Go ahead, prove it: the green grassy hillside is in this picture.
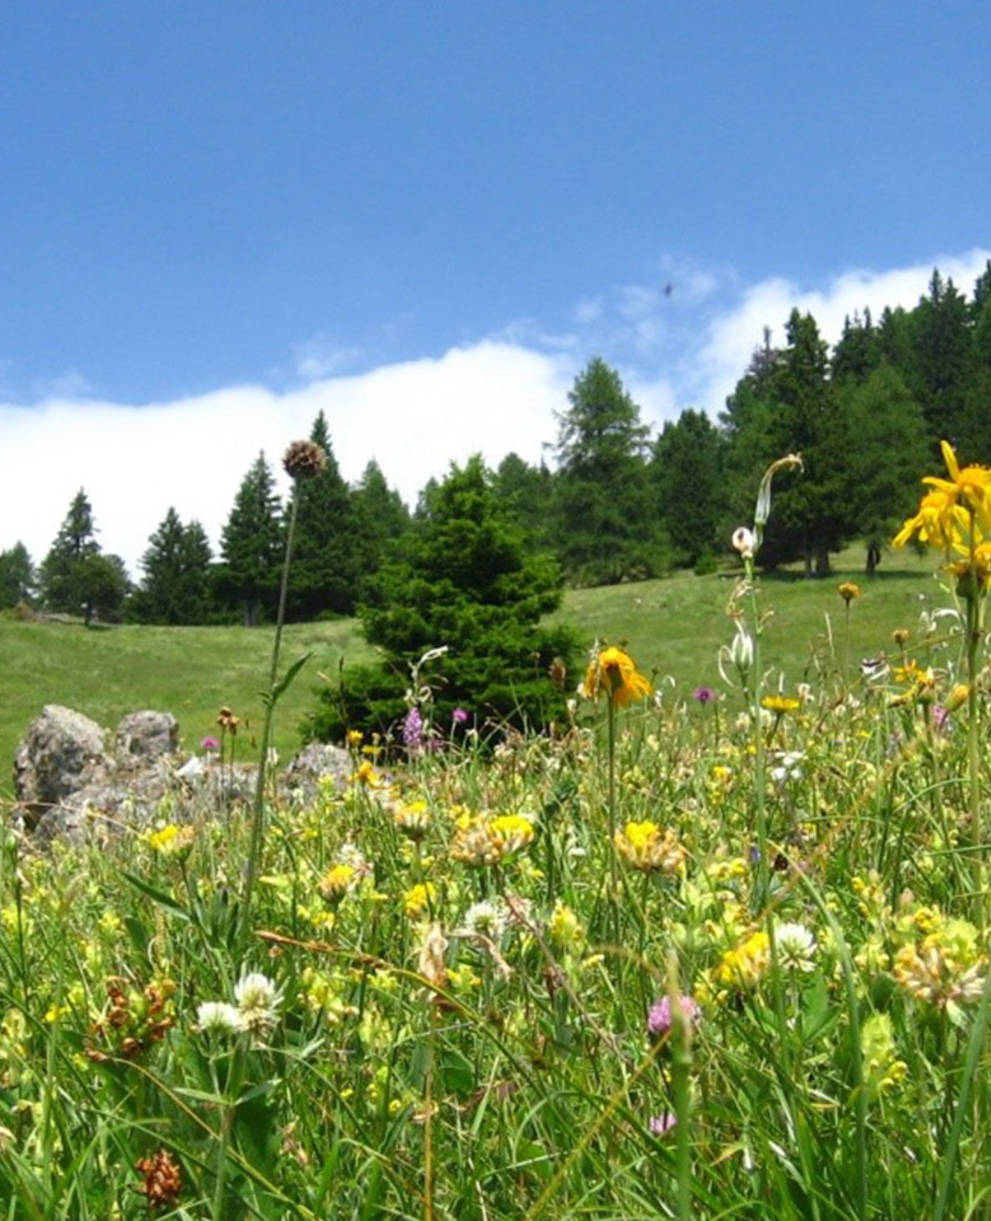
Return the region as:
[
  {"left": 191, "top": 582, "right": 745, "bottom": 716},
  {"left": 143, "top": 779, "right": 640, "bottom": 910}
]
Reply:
[{"left": 1, "top": 547, "right": 943, "bottom": 793}]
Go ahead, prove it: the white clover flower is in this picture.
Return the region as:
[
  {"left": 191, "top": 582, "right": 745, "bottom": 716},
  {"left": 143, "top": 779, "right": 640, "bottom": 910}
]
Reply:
[
  {"left": 196, "top": 1001, "right": 244, "bottom": 1036},
  {"left": 461, "top": 899, "right": 509, "bottom": 939},
  {"left": 773, "top": 922, "right": 817, "bottom": 973},
  {"left": 234, "top": 972, "right": 282, "bottom": 1040},
  {"left": 732, "top": 526, "right": 755, "bottom": 558}
]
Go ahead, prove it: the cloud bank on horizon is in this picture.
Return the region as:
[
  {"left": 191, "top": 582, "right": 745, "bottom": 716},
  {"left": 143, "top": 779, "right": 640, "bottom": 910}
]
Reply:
[{"left": 5, "top": 247, "right": 989, "bottom": 578}]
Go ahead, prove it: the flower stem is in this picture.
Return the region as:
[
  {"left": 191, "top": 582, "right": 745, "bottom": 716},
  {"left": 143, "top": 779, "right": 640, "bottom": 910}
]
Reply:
[{"left": 240, "top": 486, "right": 300, "bottom": 947}]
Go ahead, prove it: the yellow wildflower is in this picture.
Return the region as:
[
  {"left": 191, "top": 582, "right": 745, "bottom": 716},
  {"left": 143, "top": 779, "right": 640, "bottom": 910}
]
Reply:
[
  {"left": 893, "top": 440, "right": 991, "bottom": 549},
  {"left": 319, "top": 863, "right": 357, "bottom": 903},
  {"left": 581, "top": 645, "right": 653, "bottom": 707},
  {"left": 346, "top": 729, "right": 364, "bottom": 747},
  {"left": 146, "top": 823, "right": 195, "bottom": 858},
  {"left": 837, "top": 581, "right": 861, "bottom": 603},
  {"left": 350, "top": 760, "right": 382, "bottom": 787},
  {"left": 403, "top": 883, "right": 436, "bottom": 917},
  {"left": 488, "top": 814, "right": 536, "bottom": 855},
  {"left": 393, "top": 800, "right": 431, "bottom": 840},
  {"left": 714, "top": 930, "right": 771, "bottom": 988},
  {"left": 614, "top": 820, "right": 686, "bottom": 875},
  {"left": 761, "top": 694, "right": 800, "bottom": 714}
]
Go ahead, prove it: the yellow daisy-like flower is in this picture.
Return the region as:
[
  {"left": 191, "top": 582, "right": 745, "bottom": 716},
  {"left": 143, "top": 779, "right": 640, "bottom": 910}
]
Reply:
[
  {"left": 893, "top": 441, "right": 991, "bottom": 550},
  {"left": 760, "top": 694, "right": 800, "bottom": 714},
  {"left": 837, "top": 581, "right": 861, "bottom": 603},
  {"left": 581, "top": 645, "right": 652, "bottom": 707},
  {"left": 613, "top": 820, "right": 686, "bottom": 874}
]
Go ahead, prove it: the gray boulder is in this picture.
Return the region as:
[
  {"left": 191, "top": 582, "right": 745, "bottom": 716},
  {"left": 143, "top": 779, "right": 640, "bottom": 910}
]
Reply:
[
  {"left": 116, "top": 710, "right": 179, "bottom": 761},
  {"left": 13, "top": 705, "right": 110, "bottom": 815},
  {"left": 282, "top": 742, "right": 352, "bottom": 799}
]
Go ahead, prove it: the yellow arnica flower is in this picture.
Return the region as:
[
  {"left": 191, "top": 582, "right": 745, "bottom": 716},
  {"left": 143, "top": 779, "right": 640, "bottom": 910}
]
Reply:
[
  {"left": 761, "top": 694, "right": 800, "bottom": 714},
  {"left": 837, "top": 581, "right": 861, "bottom": 603},
  {"left": 613, "top": 820, "right": 685, "bottom": 874},
  {"left": 893, "top": 441, "right": 991, "bottom": 549},
  {"left": 581, "top": 646, "right": 652, "bottom": 707}
]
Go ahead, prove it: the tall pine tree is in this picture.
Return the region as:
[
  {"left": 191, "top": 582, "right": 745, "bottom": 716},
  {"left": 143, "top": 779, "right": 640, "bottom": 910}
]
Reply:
[
  {"left": 552, "top": 358, "right": 658, "bottom": 584},
  {"left": 286, "top": 411, "right": 359, "bottom": 619},
  {"left": 219, "top": 453, "right": 284, "bottom": 626},
  {"left": 131, "top": 508, "right": 215, "bottom": 624}
]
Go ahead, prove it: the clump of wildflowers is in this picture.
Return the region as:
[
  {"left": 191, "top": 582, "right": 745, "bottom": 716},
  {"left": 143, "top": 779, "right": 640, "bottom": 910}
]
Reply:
[
  {"left": 860, "top": 1012, "right": 907, "bottom": 1096},
  {"left": 614, "top": 821, "right": 685, "bottom": 875}
]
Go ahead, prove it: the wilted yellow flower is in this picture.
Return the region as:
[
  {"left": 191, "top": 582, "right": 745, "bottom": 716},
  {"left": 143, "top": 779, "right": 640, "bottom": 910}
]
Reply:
[
  {"left": 581, "top": 646, "right": 653, "bottom": 707},
  {"left": 614, "top": 820, "right": 686, "bottom": 875},
  {"left": 945, "top": 683, "right": 970, "bottom": 712},
  {"left": 393, "top": 800, "right": 431, "bottom": 840},
  {"left": 417, "top": 922, "right": 449, "bottom": 995},
  {"left": 450, "top": 817, "right": 503, "bottom": 867},
  {"left": 837, "top": 581, "right": 861, "bottom": 603}
]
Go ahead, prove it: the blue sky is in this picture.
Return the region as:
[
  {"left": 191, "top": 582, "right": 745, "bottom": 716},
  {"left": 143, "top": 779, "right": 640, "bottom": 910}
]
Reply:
[{"left": 2, "top": 1, "right": 990, "bottom": 572}]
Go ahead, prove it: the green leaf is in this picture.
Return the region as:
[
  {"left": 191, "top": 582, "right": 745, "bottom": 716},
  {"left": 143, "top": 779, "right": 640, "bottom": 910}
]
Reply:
[{"left": 120, "top": 871, "right": 191, "bottom": 922}]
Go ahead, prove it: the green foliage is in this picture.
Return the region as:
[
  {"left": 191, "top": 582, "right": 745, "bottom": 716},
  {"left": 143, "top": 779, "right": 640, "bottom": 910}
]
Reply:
[
  {"left": 38, "top": 489, "right": 129, "bottom": 622},
  {"left": 652, "top": 409, "right": 727, "bottom": 567},
  {"left": 552, "top": 357, "right": 661, "bottom": 584},
  {"left": 0, "top": 541, "right": 34, "bottom": 607},
  {"left": 286, "top": 411, "right": 361, "bottom": 620},
  {"left": 309, "top": 454, "right": 579, "bottom": 741},
  {"left": 218, "top": 452, "right": 284, "bottom": 626},
  {"left": 348, "top": 457, "right": 410, "bottom": 600},
  {"left": 130, "top": 507, "right": 216, "bottom": 624}
]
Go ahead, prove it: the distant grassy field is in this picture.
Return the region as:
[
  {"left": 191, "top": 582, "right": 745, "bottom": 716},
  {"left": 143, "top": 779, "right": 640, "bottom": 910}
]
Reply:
[{"left": 1, "top": 546, "right": 945, "bottom": 793}]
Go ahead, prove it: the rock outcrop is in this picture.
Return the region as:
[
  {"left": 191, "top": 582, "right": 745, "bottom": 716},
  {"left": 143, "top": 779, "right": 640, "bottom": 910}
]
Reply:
[{"left": 11, "top": 704, "right": 352, "bottom": 845}]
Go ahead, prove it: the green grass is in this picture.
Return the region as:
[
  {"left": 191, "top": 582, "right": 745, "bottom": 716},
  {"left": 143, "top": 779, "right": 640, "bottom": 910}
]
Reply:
[
  {"left": 0, "top": 617, "right": 374, "bottom": 797},
  {"left": 1, "top": 547, "right": 941, "bottom": 792}
]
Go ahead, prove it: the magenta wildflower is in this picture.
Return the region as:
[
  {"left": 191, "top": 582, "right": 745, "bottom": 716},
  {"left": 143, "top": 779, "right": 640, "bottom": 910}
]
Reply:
[
  {"left": 692, "top": 685, "right": 716, "bottom": 704},
  {"left": 647, "top": 994, "right": 701, "bottom": 1039},
  {"left": 452, "top": 707, "right": 470, "bottom": 726},
  {"left": 649, "top": 1113, "right": 677, "bottom": 1136},
  {"left": 201, "top": 736, "right": 220, "bottom": 751},
  {"left": 403, "top": 707, "right": 424, "bottom": 753}
]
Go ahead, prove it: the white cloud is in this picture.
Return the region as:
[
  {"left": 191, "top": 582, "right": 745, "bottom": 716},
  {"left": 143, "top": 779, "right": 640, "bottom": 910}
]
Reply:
[
  {"left": 0, "top": 341, "right": 572, "bottom": 579},
  {"left": 690, "top": 248, "right": 991, "bottom": 415}
]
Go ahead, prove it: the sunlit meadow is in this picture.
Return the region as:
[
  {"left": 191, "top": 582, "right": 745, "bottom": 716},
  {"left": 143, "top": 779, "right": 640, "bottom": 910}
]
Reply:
[{"left": 2, "top": 446, "right": 991, "bottom": 1219}]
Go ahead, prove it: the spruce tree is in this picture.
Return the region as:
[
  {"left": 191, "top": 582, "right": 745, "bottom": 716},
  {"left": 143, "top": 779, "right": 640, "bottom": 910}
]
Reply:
[
  {"left": 551, "top": 358, "right": 658, "bottom": 584},
  {"left": 39, "top": 489, "right": 100, "bottom": 613},
  {"left": 132, "top": 509, "right": 215, "bottom": 624},
  {"left": 286, "top": 410, "right": 358, "bottom": 619},
  {"left": 308, "top": 455, "right": 578, "bottom": 740},
  {"left": 651, "top": 410, "right": 725, "bottom": 567},
  {"left": 350, "top": 458, "right": 410, "bottom": 597},
  {"left": 219, "top": 453, "right": 284, "bottom": 626}
]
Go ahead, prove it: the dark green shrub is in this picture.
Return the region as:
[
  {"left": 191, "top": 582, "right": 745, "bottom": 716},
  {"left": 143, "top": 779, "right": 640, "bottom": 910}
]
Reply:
[{"left": 305, "top": 456, "right": 580, "bottom": 744}]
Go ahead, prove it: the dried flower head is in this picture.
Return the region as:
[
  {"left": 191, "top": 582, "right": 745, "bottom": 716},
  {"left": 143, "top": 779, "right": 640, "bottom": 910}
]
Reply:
[
  {"left": 837, "top": 581, "right": 861, "bottom": 604},
  {"left": 136, "top": 1149, "right": 182, "bottom": 1209},
  {"left": 283, "top": 439, "right": 328, "bottom": 481}
]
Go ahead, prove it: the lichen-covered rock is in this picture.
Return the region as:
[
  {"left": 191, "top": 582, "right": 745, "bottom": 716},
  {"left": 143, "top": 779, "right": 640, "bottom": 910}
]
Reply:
[
  {"left": 13, "top": 705, "right": 110, "bottom": 815},
  {"left": 282, "top": 742, "right": 352, "bottom": 798},
  {"left": 116, "top": 710, "right": 179, "bottom": 761}
]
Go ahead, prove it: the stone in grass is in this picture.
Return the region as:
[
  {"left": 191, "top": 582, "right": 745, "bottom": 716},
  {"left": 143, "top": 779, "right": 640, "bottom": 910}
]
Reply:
[{"left": 116, "top": 710, "right": 179, "bottom": 762}]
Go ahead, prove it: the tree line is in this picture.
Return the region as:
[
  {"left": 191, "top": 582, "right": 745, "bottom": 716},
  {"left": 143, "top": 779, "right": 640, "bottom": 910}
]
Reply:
[{"left": 4, "top": 261, "right": 991, "bottom": 622}]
